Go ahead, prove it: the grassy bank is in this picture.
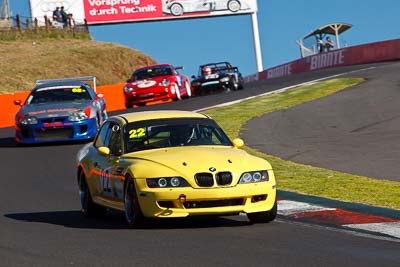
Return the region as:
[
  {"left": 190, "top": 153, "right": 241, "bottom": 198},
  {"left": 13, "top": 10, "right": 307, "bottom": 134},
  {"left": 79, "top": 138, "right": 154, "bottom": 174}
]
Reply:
[
  {"left": 0, "top": 39, "right": 156, "bottom": 94},
  {"left": 204, "top": 78, "right": 400, "bottom": 210}
]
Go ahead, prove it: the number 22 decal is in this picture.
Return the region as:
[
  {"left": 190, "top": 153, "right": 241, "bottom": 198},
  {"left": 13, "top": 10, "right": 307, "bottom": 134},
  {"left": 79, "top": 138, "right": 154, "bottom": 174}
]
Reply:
[{"left": 129, "top": 128, "right": 145, "bottom": 139}]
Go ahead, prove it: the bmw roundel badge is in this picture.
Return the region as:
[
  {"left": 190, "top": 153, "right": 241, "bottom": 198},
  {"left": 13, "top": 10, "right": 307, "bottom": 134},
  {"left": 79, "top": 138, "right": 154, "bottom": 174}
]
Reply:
[{"left": 209, "top": 167, "right": 216, "bottom": 172}]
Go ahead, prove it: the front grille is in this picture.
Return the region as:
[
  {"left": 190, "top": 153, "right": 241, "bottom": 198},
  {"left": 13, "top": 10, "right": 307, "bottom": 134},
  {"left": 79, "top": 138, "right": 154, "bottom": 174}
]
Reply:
[
  {"left": 36, "top": 127, "right": 73, "bottom": 140},
  {"left": 195, "top": 173, "right": 214, "bottom": 187},
  {"left": 216, "top": 172, "right": 232, "bottom": 186},
  {"left": 40, "top": 117, "right": 66, "bottom": 124},
  {"left": 183, "top": 198, "right": 244, "bottom": 209}
]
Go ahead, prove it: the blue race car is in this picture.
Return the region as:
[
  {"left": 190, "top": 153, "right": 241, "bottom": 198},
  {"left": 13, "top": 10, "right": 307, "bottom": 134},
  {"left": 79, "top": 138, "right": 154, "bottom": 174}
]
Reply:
[{"left": 14, "top": 76, "right": 108, "bottom": 144}]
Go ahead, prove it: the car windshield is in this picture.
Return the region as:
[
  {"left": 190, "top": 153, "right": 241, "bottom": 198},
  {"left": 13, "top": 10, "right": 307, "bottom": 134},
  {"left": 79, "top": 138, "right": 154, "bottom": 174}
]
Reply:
[
  {"left": 199, "top": 63, "right": 233, "bottom": 76},
  {"left": 132, "top": 66, "right": 173, "bottom": 81},
  {"left": 125, "top": 118, "right": 232, "bottom": 153},
  {"left": 26, "top": 86, "right": 92, "bottom": 104}
]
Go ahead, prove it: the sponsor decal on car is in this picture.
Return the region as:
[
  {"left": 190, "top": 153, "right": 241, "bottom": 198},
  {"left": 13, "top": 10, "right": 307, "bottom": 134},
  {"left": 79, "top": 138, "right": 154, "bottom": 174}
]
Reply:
[{"left": 137, "top": 80, "right": 157, "bottom": 88}]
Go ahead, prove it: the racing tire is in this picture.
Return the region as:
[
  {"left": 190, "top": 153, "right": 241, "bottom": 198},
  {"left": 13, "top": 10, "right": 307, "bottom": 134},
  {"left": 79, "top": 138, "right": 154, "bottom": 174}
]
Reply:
[
  {"left": 229, "top": 78, "right": 239, "bottom": 91},
  {"left": 184, "top": 80, "right": 192, "bottom": 98},
  {"left": 124, "top": 176, "right": 145, "bottom": 228},
  {"left": 170, "top": 3, "right": 183, "bottom": 16},
  {"left": 173, "top": 83, "right": 182, "bottom": 101},
  {"left": 79, "top": 171, "right": 107, "bottom": 218},
  {"left": 247, "top": 199, "right": 277, "bottom": 224},
  {"left": 227, "top": 0, "right": 241, "bottom": 12},
  {"left": 125, "top": 103, "right": 132, "bottom": 109}
]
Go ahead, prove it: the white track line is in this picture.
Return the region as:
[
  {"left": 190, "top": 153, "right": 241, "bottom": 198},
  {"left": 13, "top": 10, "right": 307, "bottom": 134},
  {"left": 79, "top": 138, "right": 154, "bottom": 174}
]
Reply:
[
  {"left": 193, "top": 66, "right": 376, "bottom": 113},
  {"left": 343, "top": 222, "right": 400, "bottom": 239},
  {"left": 277, "top": 200, "right": 336, "bottom": 216}
]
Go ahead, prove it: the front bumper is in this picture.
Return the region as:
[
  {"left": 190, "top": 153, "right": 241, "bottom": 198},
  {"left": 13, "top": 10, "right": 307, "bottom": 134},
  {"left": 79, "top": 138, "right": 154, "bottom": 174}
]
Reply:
[
  {"left": 15, "top": 117, "right": 97, "bottom": 144},
  {"left": 124, "top": 87, "right": 174, "bottom": 106},
  {"left": 135, "top": 180, "right": 276, "bottom": 218}
]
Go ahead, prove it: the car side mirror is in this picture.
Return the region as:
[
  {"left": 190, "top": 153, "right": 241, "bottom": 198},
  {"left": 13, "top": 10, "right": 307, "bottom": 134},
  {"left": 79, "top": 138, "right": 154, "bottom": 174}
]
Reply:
[
  {"left": 97, "top": 146, "right": 110, "bottom": 156},
  {"left": 191, "top": 75, "right": 196, "bottom": 79},
  {"left": 14, "top": 100, "right": 22, "bottom": 106},
  {"left": 232, "top": 138, "right": 244, "bottom": 148}
]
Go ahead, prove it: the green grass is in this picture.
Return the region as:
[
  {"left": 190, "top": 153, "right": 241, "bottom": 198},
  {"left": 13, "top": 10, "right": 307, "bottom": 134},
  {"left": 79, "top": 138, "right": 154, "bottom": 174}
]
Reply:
[
  {"left": 0, "top": 39, "right": 156, "bottom": 93},
  {"left": 204, "top": 78, "right": 400, "bottom": 210}
]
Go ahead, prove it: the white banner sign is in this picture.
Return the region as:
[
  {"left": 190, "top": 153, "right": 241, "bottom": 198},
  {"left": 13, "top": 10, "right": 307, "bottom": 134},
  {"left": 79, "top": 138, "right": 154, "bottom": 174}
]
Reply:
[{"left": 29, "top": 0, "right": 257, "bottom": 25}]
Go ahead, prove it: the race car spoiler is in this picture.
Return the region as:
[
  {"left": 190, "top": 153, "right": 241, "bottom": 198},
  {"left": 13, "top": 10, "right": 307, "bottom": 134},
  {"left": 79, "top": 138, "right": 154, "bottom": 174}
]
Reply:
[{"left": 35, "top": 76, "right": 97, "bottom": 91}]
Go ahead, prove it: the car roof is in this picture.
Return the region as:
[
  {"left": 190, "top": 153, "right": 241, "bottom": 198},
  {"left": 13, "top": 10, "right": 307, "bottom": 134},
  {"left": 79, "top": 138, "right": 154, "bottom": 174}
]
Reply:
[
  {"left": 32, "top": 80, "right": 91, "bottom": 92},
  {"left": 134, "top": 64, "right": 173, "bottom": 71},
  {"left": 117, "top": 110, "right": 209, "bottom": 123},
  {"left": 200, "top": 62, "right": 231, "bottom": 68}
]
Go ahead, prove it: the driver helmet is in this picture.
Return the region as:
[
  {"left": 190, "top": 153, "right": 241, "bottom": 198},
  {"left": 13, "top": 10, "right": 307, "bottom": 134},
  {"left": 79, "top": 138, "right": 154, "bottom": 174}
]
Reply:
[
  {"left": 170, "top": 125, "right": 195, "bottom": 146},
  {"left": 203, "top": 66, "right": 212, "bottom": 75}
]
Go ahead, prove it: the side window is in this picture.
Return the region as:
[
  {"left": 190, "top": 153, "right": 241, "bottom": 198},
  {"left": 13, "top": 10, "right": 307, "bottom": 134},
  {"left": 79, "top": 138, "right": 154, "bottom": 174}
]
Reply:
[
  {"left": 94, "top": 122, "right": 111, "bottom": 148},
  {"left": 108, "top": 124, "right": 122, "bottom": 156}
]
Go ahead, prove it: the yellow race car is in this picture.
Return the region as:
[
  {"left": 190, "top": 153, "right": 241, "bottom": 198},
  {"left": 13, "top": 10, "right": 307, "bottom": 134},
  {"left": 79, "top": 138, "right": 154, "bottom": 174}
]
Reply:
[{"left": 76, "top": 110, "right": 277, "bottom": 227}]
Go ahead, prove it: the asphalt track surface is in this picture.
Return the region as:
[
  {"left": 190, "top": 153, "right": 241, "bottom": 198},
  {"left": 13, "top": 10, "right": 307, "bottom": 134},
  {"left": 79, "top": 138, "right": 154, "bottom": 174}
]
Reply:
[
  {"left": 0, "top": 62, "right": 399, "bottom": 266},
  {"left": 243, "top": 61, "right": 400, "bottom": 182}
]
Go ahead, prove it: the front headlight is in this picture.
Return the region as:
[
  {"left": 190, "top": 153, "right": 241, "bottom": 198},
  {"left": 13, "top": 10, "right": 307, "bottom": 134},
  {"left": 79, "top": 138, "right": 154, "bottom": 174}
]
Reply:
[
  {"left": 238, "top": 170, "right": 269, "bottom": 184},
  {"left": 159, "top": 79, "right": 170, "bottom": 86},
  {"left": 20, "top": 116, "right": 38, "bottom": 125},
  {"left": 146, "top": 177, "right": 190, "bottom": 188},
  {"left": 219, "top": 77, "right": 230, "bottom": 82},
  {"left": 124, "top": 85, "right": 134, "bottom": 93},
  {"left": 68, "top": 111, "right": 88, "bottom": 122}
]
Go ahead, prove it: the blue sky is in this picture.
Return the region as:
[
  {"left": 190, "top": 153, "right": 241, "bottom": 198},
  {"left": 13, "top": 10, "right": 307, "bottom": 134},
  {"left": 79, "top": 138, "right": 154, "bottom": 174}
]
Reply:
[{"left": 7, "top": 0, "right": 400, "bottom": 77}]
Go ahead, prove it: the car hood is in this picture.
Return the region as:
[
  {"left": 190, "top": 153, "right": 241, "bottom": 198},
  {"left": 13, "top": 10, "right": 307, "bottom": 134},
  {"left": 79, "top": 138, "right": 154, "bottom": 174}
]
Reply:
[
  {"left": 122, "top": 146, "right": 271, "bottom": 182},
  {"left": 127, "top": 76, "right": 171, "bottom": 89},
  {"left": 19, "top": 101, "right": 92, "bottom": 118}
]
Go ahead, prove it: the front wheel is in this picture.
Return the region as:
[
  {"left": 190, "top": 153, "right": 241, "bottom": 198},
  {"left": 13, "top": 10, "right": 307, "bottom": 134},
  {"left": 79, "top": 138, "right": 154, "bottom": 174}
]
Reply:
[
  {"left": 247, "top": 199, "right": 277, "bottom": 223},
  {"left": 173, "top": 83, "right": 182, "bottom": 101},
  {"left": 227, "top": 0, "right": 241, "bottom": 12},
  {"left": 184, "top": 80, "right": 192, "bottom": 98},
  {"left": 124, "top": 176, "right": 145, "bottom": 228},
  {"left": 78, "top": 171, "right": 107, "bottom": 217},
  {"left": 170, "top": 3, "right": 183, "bottom": 16}
]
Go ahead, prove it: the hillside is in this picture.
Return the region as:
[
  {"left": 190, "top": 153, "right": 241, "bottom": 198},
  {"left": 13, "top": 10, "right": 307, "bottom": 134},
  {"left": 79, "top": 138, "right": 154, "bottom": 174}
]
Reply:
[{"left": 0, "top": 39, "right": 157, "bottom": 93}]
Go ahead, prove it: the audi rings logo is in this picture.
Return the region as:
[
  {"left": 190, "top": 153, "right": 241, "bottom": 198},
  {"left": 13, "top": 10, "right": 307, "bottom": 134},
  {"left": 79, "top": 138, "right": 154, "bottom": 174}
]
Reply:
[{"left": 39, "top": 1, "right": 72, "bottom": 12}]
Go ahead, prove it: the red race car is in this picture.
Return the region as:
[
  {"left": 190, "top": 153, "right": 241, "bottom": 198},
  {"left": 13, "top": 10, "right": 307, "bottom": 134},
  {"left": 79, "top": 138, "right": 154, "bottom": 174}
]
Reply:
[{"left": 123, "top": 64, "right": 193, "bottom": 108}]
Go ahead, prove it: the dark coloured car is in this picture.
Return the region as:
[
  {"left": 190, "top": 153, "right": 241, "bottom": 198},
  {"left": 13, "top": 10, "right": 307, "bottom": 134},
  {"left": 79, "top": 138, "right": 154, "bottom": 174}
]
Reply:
[
  {"left": 14, "top": 76, "right": 107, "bottom": 144},
  {"left": 191, "top": 62, "right": 244, "bottom": 95}
]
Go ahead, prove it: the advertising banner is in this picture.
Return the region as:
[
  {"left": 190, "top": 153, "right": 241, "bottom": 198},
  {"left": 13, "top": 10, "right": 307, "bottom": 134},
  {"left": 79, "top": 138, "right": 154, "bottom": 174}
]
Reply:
[
  {"left": 29, "top": 0, "right": 258, "bottom": 25},
  {"left": 245, "top": 39, "right": 400, "bottom": 82}
]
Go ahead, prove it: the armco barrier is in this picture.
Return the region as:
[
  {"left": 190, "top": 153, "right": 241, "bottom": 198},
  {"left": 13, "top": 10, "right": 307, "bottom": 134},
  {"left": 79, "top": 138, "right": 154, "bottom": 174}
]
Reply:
[
  {"left": 245, "top": 39, "right": 400, "bottom": 82},
  {"left": 0, "top": 83, "right": 125, "bottom": 129},
  {"left": 2, "top": 39, "right": 399, "bottom": 129}
]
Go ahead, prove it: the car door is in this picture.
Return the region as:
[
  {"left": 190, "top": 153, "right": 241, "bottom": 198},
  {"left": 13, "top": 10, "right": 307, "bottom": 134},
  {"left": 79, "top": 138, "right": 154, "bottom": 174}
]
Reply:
[{"left": 91, "top": 121, "right": 124, "bottom": 203}]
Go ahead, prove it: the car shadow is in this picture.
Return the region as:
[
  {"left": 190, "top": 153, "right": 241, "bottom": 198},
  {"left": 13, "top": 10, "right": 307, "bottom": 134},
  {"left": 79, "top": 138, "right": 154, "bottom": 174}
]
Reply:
[
  {"left": 0, "top": 137, "right": 19, "bottom": 148},
  {"left": 4, "top": 210, "right": 251, "bottom": 229},
  {"left": 0, "top": 137, "right": 90, "bottom": 148}
]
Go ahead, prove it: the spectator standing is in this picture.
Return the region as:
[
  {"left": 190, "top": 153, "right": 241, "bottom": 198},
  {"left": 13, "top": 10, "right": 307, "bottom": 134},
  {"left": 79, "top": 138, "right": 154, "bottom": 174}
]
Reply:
[
  {"left": 318, "top": 38, "right": 324, "bottom": 53},
  {"left": 60, "top": 6, "right": 68, "bottom": 27},
  {"left": 325, "top": 36, "right": 334, "bottom": 51},
  {"left": 67, "top": 13, "right": 75, "bottom": 29},
  {"left": 52, "top": 7, "right": 61, "bottom": 22}
]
